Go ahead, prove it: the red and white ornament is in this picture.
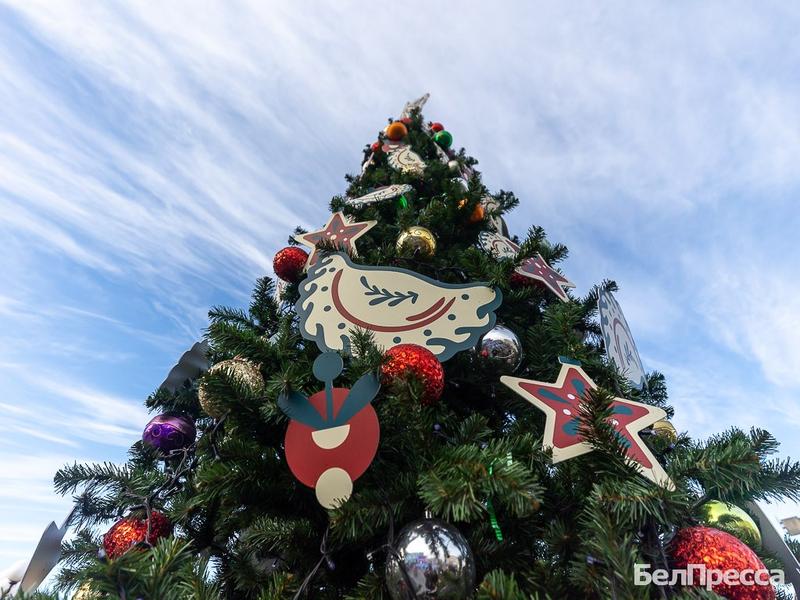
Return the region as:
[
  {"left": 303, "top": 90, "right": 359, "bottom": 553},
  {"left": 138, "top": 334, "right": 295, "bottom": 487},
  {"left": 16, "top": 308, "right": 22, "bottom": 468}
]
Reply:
[
  {"left": 294, "top": 212, "right": 377, "bottom": 268},
  {"left": 279, "top": 353, "right": 381, "bottom": 509},
  {"left": 501, "top": 357, "right": 674, "bottom": 489},
  {"left": 478, "top": 232, "right": 575, "bottom": 302}
]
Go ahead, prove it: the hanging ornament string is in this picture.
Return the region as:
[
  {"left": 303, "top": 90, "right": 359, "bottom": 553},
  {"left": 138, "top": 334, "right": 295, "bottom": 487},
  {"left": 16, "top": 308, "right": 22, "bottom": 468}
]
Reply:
[
  {"left": 485, "top": 452, "right": 513, "bottom": 542},
  {"left": 292, "top": 526, "right": 333, "bottom": 600}
]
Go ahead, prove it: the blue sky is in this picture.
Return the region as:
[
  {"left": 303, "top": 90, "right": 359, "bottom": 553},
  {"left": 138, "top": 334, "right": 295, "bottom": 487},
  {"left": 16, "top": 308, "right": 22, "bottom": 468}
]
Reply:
[{"left": 1, "top": 0, "right": 799, "bottom": 570}]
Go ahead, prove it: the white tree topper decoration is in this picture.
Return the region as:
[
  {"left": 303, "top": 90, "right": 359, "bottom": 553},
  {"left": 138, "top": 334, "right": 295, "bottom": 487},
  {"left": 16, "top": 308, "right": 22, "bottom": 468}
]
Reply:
[
  {"left": 295, "top": 253, "right": 503, "bottom": 361},
  {"left": 598, "top": 290, "right": 647, "bottom": 389}
]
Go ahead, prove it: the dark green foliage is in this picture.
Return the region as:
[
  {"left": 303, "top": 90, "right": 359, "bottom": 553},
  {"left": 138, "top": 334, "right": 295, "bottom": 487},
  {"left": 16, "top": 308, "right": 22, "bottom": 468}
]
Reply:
[{"left": 50, "top": 106, "right": 800, "bottom": 599}]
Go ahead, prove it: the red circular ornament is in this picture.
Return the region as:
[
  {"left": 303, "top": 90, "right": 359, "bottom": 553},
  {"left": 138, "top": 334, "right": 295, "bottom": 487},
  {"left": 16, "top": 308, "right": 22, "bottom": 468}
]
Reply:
[
  {"left": 668, "top": 526, "right": 775, "bottom": 600},
  {"left": 370, "top": 141, "right": 382, "bottom": 154},
  {"left": 273, "top": 246, "right": 308, "bottom": 283},
  {"left": 103, "top": 511, "right": 172, "bottom": 559},
  {"left": 381, "top": 344, "right": 444, "bottom": 404},
  {"left": 430, "top": 122, "right": 444, "bottom": 132},
  {"left": 284, "top": 391, "right": 379, "bottom": 488},
  {"left": 400, "top": 117, "right": 413, "bottom": 125}
]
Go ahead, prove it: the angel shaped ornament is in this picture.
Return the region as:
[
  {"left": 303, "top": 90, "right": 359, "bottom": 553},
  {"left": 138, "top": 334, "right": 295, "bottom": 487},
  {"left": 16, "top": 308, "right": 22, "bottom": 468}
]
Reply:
[
  {"left": 295, "top": 253, "right": 503, "bottom": 361},
  {"left": 278, "top": 352, "right": 381, "bottom": 509}
]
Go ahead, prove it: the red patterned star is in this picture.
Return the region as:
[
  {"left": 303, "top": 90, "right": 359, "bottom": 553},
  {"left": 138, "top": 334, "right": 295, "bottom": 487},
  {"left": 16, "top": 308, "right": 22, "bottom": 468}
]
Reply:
[
  {"left": 517, "top": 253, "right": 575, "bottom": 302},
  {"left": 294, "top": 212, "right": 377, "bottom": 267},
  {"left": 501, "top": 358, "right": 673, "bottom": 489}
]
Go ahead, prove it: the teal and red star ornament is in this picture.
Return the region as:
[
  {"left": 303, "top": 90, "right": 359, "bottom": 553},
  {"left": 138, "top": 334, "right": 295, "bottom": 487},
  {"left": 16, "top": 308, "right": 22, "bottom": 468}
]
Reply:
[
  {"left": 294, "top": 211, "right": 377, "bottom": 268},
  {"left": 501, "top": 357, "right": 674, "bottom": 489},
  {"left": 478, "top": 232, "right": 575, "bottom": 302}
]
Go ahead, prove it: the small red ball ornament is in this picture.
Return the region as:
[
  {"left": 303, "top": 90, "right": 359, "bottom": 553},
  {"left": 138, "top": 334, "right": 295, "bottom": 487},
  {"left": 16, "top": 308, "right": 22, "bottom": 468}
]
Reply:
[
  {"left": 385, "top": 121, "right": 408, "bottom": 141},
  {"left": 381, "top": 344, "right": 444, "bottom": 404},
  {"left": 668, "top": 526, "right": 775, "bottom": 600},
  {"left": 103, "top": 511, "right": 172, "bottom": 559},
  {"left": 273, "top": 246, "right": 308, "bottom": 282},
  {"left": 430, "top": 122, "right": 444, "bottom": 132},
  {"left": 370, "top": 141, "right": 382, "bottom": 154},
  {"left": 400, "top": 117, "right": 413, "bottom": 126}
]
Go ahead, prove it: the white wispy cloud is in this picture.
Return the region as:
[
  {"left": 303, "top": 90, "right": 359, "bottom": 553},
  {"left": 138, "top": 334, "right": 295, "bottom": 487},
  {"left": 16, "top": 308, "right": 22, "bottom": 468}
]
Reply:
[{"left": 0, "top": 0, "right": 799, "bottom": 566}]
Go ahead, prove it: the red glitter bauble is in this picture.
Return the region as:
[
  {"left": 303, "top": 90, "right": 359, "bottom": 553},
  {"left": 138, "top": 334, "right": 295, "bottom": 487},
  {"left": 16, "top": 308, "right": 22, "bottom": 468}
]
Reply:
[
  {"left": 381, "top": 344, "right": 444, "bottom": 405},
  {"left": 370, "top": 141, "right": 382, "bottom": 154},
  {"left": 668, "top": 526, "right": 775, "bottom": 600},
  {"left": 273, "top": 246, "right": 308, "bottom": 283},
  {"left": 102, "top": 511, "right": 172, "bottom": 559},
  {"left": 430, "top": 122, "right": 444, "bottom": 132}
]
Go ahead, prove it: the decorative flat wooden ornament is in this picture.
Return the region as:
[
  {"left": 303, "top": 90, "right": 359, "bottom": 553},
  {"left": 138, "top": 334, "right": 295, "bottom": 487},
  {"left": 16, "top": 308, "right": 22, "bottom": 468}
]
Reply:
[
  {"left": 478, "top": 232, "right": 575, "bottom": 302},
  {"left": 501, "top": 358, "right": 674, "bottom": 489},
  {"left": 294, "top": 212, "right": 376, "bottom": 268},
  {"left": 598, "top": 290, "right": 647, "bottom": 389},
  {"left": 10, "top": 508, "right": 74, "bottom": 595},
  {"left": 346, "top": 184, "right": 414, "bottom": 208},
  {"left": 480, "top": 196, "right": 507, "bottom": 235},
  {"left": 279, "top": 353, "right": 380, "bottom": 509},
  {"left": 387, "top": 146, "right": 426, "bottom": 176},
  {"left": 296, "top": 252, "right": 503, "bottom": 361}
]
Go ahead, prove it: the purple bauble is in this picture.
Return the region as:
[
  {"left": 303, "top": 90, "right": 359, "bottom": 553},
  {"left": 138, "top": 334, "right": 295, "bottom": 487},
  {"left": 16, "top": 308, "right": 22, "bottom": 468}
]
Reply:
[{"left": 142, "top": 413, "right": 196, "bottom": 453}]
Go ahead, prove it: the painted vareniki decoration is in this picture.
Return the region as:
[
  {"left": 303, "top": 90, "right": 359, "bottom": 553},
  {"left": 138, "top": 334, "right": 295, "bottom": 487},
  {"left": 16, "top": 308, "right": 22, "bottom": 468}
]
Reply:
[
  {"left": 598, "top": 290, "right": 647, "bottom": 389},
  {"left": 295, "top": 252, "right": 502, "bottom": 361},
  {"left": 501, "top": 357, "right": 673, "bottom": 489}
]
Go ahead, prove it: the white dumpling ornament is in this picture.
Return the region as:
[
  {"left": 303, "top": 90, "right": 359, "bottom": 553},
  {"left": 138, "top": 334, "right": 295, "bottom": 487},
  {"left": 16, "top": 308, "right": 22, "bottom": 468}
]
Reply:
[
  {"left": 279, "top": 352, "right": 380, "bottom": 509},
  {"left": 295, "top": 253, "right": 503, "bottom": 361}
]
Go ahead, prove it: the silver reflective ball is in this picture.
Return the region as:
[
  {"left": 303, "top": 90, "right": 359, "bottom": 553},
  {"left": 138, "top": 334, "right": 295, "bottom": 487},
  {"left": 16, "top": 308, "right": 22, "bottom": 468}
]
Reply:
[
  {"left": 447, "top": 159, "right": 460, "bottom": 173},
  {"left": 477, "top": 325, "right": 523, "bottom": 372},
  {"left": 386, "top": 519, "right": 475, "bottom": 600}
]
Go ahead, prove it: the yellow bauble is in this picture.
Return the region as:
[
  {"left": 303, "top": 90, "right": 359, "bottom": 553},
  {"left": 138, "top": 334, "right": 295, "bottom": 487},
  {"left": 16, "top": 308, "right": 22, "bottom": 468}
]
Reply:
[
  {"left": 701, "top": 500, "right": 761, "bottom": 545},
  {"left": 651, "top": 419, "right": 677, "bottom": 443},
  {"left": 396, "top": 226, "right": 436, "bottom": 257},
  {"left": 198, "top": 358, "right": 264, "bottom": 419},
  {"left": 73, "top": 583, "right": 100, "bottom": 600}
]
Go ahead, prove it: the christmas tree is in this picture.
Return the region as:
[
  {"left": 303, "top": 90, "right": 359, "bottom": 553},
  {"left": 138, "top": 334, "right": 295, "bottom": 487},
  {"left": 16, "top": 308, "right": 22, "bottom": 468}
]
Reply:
[{"left": 35, "top": 95, "right": 800, "bottom": 599}]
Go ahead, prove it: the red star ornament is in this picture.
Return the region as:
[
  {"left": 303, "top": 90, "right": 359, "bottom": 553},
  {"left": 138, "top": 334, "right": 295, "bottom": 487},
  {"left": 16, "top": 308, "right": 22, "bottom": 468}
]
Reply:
[
  {"left": 294, "top": 212, "right": 377, "bottom": 268},
  {"left": 477, "top": 232, "right": 574, "bottom": 302},
  {"left": 500, "top": 358, "right": 674, "bottom": 489}
]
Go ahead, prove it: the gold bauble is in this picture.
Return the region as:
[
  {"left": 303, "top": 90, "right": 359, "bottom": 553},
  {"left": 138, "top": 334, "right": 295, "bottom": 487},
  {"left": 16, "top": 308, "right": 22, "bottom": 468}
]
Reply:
[
  {"left": 651, "top": 419, "right": 678, "bottom": 443},
  {"left": 73, "top": 583, "right": 100, "bottom": 600},
  {"left": 701, "top": 500, "right": 762, "bottom": 545},
  {"left": 198, "top": 358, "right": 264, "bottom": 419},
  {"left": 396, "top": 226, "right": 436, "bottom": 257}
]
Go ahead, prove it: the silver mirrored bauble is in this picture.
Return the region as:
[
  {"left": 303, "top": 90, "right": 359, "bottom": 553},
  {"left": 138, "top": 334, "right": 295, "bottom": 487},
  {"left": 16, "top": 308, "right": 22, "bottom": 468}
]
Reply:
[
  {"left": 385, "top": 519, "right": 475, "bottom": 600},
  {"left": 448, "top": 159, "right": 460, "bottom": 173},
  {"left": 476, "top": 325, "right": 523, "bottom": 372}
]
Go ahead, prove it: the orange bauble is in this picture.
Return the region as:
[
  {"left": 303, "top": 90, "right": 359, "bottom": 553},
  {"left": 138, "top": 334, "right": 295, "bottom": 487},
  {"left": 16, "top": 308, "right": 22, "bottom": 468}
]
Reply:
[
  {"left": 102, "top": 511, "right": 172, "bottom": 558},
  {"left": 385, "top": 121, "right": 408, "bottom": 141},
  {"left": 457, "top": 199, "right": 485, "bottom": 223}
]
